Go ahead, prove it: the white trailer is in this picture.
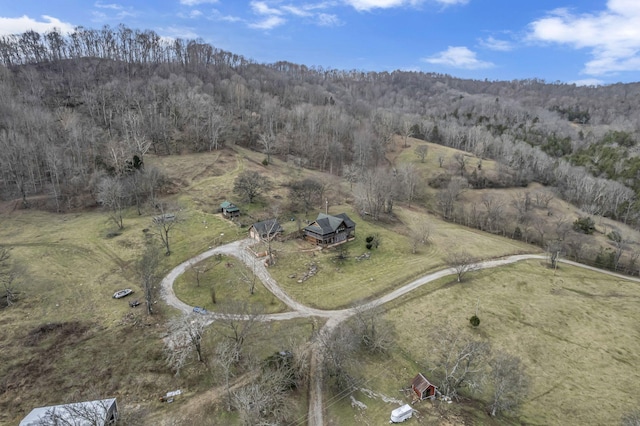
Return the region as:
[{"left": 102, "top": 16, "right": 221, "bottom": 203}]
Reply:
[{"left": 390, "top": 404, "right": 413, "bottom": 423}]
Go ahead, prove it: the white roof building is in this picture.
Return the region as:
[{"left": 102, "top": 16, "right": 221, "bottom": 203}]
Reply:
[{"left": 20, "top": 398, "right": 118, "bottom": 426}]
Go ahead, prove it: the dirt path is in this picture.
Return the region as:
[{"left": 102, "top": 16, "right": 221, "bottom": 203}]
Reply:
[{"left": 161, "top": 243, "right": 640, "bottom": 426}]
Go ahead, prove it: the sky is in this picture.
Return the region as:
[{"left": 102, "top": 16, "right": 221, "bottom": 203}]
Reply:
[{"left": 1, "top": 0, "right": 639, "bottom": 86}]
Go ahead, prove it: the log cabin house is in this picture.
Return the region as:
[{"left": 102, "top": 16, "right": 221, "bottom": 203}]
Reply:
[{"left": 303, "top": 213, "right": 355, "bottom": 247}]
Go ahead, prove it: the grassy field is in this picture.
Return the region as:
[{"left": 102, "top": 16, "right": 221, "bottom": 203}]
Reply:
[
  {"left": 173, "top": 256, "right": 287, "bottom": 314},
  {"left": 268, "top": 204, "right": 535, "bottom": 310},
  {"left": 321, "top": 260, "right": 640, "bottom": 425},
  {"left": 3, "top": 141, "right": 640, "bottom": 425}
]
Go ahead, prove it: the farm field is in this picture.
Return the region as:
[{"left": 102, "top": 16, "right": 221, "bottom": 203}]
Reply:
[
  {"left": 345, "top": 260, "right": 640, "bottom": 426},
  {"left": 2, "top": 142, "right": 640, "bottom": 425}
]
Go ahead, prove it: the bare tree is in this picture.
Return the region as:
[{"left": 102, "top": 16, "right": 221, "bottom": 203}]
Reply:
[
  {"left": 318, "top": 323, "right": 360, "bottom": 393},
  {"left": 188, "top": 254, "right": 221, "bottom": 287},
  {"left": 214, "top": 339, "right": 240, "bottom": 410},
  {"left": 397, "top": 163, "right": 420, "bottom": 204},
  {"left": 351, "top": 303, "right": 394, "bottom": 354},
  {"left": 437, "top": 176, "right": 467, "bottom": 220},
  {"left": 511, "top": 191, "right": 532, "bottom": 224},
  {"left": 153, "top": 201, "right": 182, "bottom": 256},
  {"left": 289, "top": 178, "right": 325, "bottom": 216},
  {"left": 233, "top": 170, "right": 272, "bottom": 204},
  {"left": 414, "top": 144, "right": 428, "bottom": 162},
  {"left": 164, "top": 314, "right": 208, "bottom": 375},
  {"left": 0, "top": 248, "right": 20, "bottom": 309},
  {"left": 354, "top": 167, "right": 397, "bottom": 220},
  {"left": 429, "top": 325, "right": 491, "bottom": 400},
  {"left": 217, "top": 302, "right": 264, "bottom": 358},
  {"left": 546, "top": 241, "right": 563, "bottom": 270},
  {"left": 137, "top": 241, "right": 160, "bottom": 315},
  {"left": 236, "top": 255, "right": 259, "bottom": 295},
  {"left": 481, "top": 194, "right": 505, "bottom": 234},
  {"left": 409, "top": 221, "right": 432, "bottom": 254},
  {"left": 342, "top": 163, "right": 359, "bottom": 190},
  {"left": 531, "top": 217, "right": 548, "bottom": 246},
  {"left": 258, "top": 132, "right": 276, "bottom": 164},
  {"left": 97, "top": 175, "right": 126, "bottom": 230},
  {"left": 453, "top": 153, "right": 468, "bottom": 176},
  {"left": 446, "top": 250, "right": 477, "bottom": 283},
  {"left": 534, "top": 191, "right": 554, "bottom": 209},
  {"left": 206, "top": 107, "right": 226, "bottom": 151},
  {"left": 401, "top": 120, "right": 414, "bottom": 148},
  {"left": 232, "top": 350, "right": 303, "bottom": 425},
  {"left": 488, "top": 351, "right": 530, "bottom": 417},
  {"left": 554, "top": 214, "right": 572, "bottom": 241},
  {"left": 609, "top": 230, "right": 626, "bottom": 270}
]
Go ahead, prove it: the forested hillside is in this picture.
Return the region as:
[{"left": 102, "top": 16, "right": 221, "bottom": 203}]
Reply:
[{"left": 1, "top": 25, "right": 640, "bottom": 242}]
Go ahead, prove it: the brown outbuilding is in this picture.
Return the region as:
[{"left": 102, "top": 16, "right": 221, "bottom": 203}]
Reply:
[{"left": 411, "top": 373, "right": 437, "bottom": 400}]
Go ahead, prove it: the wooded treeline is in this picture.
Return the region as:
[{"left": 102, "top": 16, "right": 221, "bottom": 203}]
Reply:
[{"left": 1, "top": 25, "right": 640, "bottom": 225}]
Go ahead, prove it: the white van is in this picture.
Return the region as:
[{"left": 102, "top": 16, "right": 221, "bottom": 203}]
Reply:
[{"left": 390, "top": 404, "right": 413, "bottom": 423}]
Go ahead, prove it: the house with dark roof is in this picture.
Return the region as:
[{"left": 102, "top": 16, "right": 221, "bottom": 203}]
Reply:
[
  {"left": 220, "top": 201, "right": 240, "bottom": 218},
  {"left": 249, "top": 219, "right": 283, "bottom": 242},
  {"left": 411, "top": 373, "right": 437, "bottom": 401},
  {"left": 303, "top": 213, "right": 356, "bottom": 247}
]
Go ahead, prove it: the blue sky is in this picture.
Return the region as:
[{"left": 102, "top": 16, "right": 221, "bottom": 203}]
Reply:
[{"left": 1, "top": 0, "right": 639, "bottom": 85}]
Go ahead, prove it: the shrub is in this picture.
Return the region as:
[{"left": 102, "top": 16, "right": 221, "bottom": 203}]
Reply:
[
  {"left": 513, "top": 226, "right": 522, "bottom": 240},
  {"left": 573, "top": 216, "right": 595, "bottom": 234},
  {"left": 365, "top": 234, "right": 380, "bottom": 250},
  {"left": 470, "top": 315, "right": 480, "bottom": 327}
]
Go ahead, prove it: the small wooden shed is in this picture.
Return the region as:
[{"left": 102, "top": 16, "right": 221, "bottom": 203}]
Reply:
[
  {"left": 220, "top": 201, "right": 240, "bottom": 218},
  {"left": 411, "top": 373, "right": 437, "bottom": 400}
]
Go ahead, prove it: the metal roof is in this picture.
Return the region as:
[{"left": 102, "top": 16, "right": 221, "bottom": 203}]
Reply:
[{"left": 20, "top": 398, "right": 117, "bottom": 426}]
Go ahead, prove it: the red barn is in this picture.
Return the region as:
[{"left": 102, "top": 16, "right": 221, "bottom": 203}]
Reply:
[{"left": 411, "top": 373, "right": 437, "bottom": 400}]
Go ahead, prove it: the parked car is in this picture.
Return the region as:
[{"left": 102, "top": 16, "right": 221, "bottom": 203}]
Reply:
[
  {"left": 193, "top": 306, "right": 208, "bottom": 315},
  {"left": 113, "top": 289, "right": 133, "bottom": 299}
]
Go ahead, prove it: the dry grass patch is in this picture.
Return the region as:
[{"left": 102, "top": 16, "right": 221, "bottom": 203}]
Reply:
[
  {"left": 382, "top": 260, "right": 640, "bottom": 425},
  {"left": 173, "top": 256, "right": 287, "bottom": 314},
  {"left": 269, "top": 205, "right": 537, "bottom": 310}
]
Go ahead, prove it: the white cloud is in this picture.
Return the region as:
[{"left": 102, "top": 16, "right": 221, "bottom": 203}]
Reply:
[
  {"left": 189, "top": 9, "right": 203, "bottom": 18},
  {"left": 249, "top": 16, "right": 287, "bottom": 30},
  {"left": 423, "top": 46, "right": 493, "bottom": 69},
  {"left": 246, "top": 1, "right": 338, "bottom": 29},
  {"left": 343, "top": 0, "right": 466, "bottom": 11},
  {"left": 317, "top": 13, "right": 342, "bottom": 26},
  {"left": 572, "top": 78, "right": 604, "bottom": 86},
  {"left": 158, "top": 25, "right": 199, "bottom": 40},
  {"left": 251, "top": 1, "right": 283, "bottom": 16},
  {"left": 479, "top": 36, "right": 513, "bottom": 52},
  {"left": 344, "top": 0, "right": 421, "bottom": 11},
  {"left": 281, "top": 5, "right": 313, "bottom": 17},
  {"left": 528, "top": 0, "right": 640, "bottom": 76},
  {"left": 0, "top": 15, "right": 75, "bottom": 36},
  {"left": 436, "top": 0, "right": 468, "bottom": 4},
  {"left": 180, "top": 0, "right": 218, "bottom": 5},
  {"left": 94, "top": 2, "right": 123, "bottom": 10}
]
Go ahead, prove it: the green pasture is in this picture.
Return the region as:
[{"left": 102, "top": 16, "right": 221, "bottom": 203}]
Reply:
[{"left": 354, "top": 260, "right": 640, "bottom": 426}]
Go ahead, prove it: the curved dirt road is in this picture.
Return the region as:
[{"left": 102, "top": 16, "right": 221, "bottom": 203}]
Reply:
[{"left": 160, "top": 242, "right": 640, "bottom": 426}]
